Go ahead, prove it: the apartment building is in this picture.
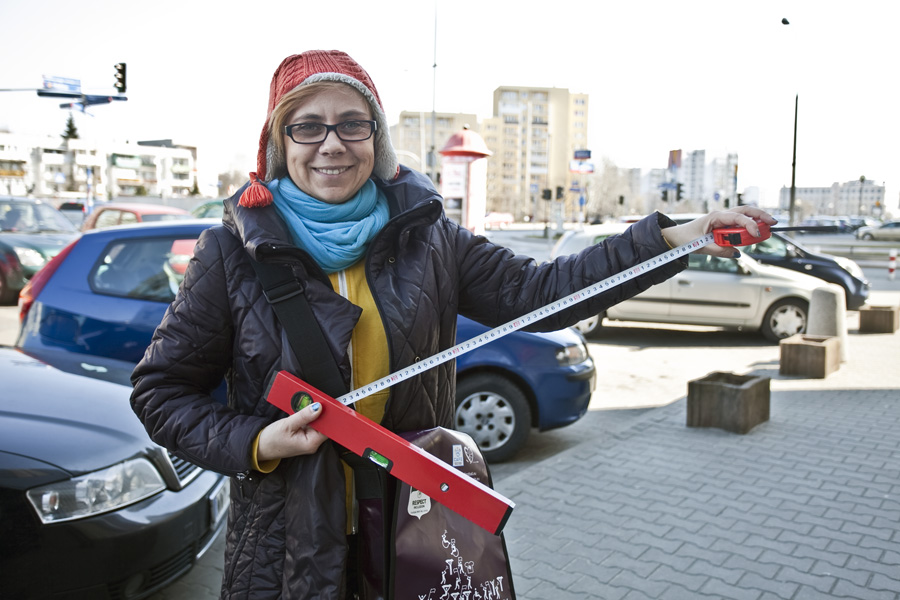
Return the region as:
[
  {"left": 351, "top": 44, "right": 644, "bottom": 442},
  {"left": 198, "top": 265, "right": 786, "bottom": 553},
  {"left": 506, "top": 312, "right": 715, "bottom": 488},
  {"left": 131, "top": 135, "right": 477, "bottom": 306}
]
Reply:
[
  {"left": 0, "top": 131, "right": 216, "bottom": 202},
  {"left": 481, "top": 86, "right": 588, "bottom": 219}
]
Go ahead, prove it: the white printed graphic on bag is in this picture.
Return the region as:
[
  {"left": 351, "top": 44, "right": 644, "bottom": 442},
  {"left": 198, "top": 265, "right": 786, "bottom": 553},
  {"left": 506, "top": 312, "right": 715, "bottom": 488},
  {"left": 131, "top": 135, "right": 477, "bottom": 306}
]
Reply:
[
  {"left": 452, "top": 444, "right": 464, "bottom": 467},
  {"left": 413, "top": 530, "right": 509, "bottom": 600},
  {"left": 408, "top": 487, "right": 432, "bottom": 519}
]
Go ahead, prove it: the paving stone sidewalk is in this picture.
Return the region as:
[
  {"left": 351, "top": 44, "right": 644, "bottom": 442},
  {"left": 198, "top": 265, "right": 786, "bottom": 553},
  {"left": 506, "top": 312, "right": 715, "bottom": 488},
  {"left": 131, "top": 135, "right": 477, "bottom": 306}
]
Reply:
[{"left": 499, "top": 373, "right": 900, "bottom": 599}]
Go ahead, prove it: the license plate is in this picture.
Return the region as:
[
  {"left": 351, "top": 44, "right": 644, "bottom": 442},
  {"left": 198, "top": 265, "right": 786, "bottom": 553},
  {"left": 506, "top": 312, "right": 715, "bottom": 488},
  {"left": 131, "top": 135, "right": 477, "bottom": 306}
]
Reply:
[{"left": 208, "top": 478, "right": 229, "bottom": 527}]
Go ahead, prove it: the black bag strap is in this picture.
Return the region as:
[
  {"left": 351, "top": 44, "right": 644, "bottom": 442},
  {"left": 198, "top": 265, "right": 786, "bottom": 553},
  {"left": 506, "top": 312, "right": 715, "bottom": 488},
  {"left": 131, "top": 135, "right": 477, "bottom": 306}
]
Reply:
[{"left": 249, "top": 258, "right": 348, "bottom": 399}]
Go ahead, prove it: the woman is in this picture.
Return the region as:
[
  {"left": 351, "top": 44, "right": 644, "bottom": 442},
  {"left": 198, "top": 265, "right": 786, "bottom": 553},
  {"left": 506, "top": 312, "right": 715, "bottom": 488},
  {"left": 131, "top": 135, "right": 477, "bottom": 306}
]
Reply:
[{"left": 131, "top": 50, "right": 774, "bottom": 599}]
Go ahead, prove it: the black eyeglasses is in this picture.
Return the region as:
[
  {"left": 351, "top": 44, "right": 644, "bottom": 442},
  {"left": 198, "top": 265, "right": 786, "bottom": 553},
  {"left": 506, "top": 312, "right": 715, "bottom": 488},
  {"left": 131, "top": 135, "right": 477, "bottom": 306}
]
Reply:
[{"left": 284, "top": 120, "right": 377, "bottom": 144}]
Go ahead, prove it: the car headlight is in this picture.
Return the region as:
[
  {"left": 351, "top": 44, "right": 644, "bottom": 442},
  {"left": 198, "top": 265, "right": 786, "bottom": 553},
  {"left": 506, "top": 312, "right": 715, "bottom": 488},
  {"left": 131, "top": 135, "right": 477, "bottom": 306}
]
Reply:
[
  {"left": 556, "top": 342, "right": 589, "bottom": 366},
  {"left": 13, "top": 247, "right": 46, "bottom": 269},
  {"left": 835, "top": 256, "right": 865, "bottom": 280},
  {"left": 26, "top": 458, "right": 166, "bottom": 524}
]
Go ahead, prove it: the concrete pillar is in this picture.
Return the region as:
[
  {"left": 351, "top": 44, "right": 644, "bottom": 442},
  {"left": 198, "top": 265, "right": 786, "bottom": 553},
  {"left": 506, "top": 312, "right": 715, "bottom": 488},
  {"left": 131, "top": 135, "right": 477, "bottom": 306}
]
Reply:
[{"left": 807, "top": 284, "right": 848, "bottom": 362}]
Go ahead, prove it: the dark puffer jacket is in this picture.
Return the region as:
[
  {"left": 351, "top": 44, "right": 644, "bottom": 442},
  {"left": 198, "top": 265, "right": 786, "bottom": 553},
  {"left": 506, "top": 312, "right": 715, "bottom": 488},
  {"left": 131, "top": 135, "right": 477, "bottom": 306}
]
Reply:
[{"left": 130, "top": 167, "right": 686, "bottom": 598}]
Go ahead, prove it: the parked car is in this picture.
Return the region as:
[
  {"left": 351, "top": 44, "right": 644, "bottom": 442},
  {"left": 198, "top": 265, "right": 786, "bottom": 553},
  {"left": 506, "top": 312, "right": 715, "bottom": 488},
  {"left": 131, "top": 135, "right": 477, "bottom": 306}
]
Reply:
[
  {"left": 455, "top": 316, "right": 594, "bottom": 461},
  {"left": 847, "top": 216, "right": 878, "bottom": 232},
  {"left": 664, "top": 213, "right": 869, "bottom": 309},
  {"left": 191, "top": 199, "right": 225, "bottom": 219},
  {"left": 797, "top": 215, "right": 850, "bottom": 233},
  {"left": 0, "top": 345, "right": 228, "bottom": 599},
  {"left": 0, "top": 196, "right": 80, "bottom": 304},
  {"left": 647, "top": 213, "right": 870, "bottom": 310},
  {"left": 856, "top": 220, "right": 900, "bottom": 242},
  {"left": 17, "top": 220, "right": 595, "bottom": 462},
  {"left": 56, "top": 201, "right": 87, "bottom": 227},
  {"left": 551, "top": 221, "right": 826, "bottom": 342},
  {"left": 741, "top": 233, "right": 869, "bottom": 310},
  {"left": 483, "top": 211, "right": 514, "bottom": 229},
  {"left": 81, "top": 202, "right": 192, "bottom": 231}
]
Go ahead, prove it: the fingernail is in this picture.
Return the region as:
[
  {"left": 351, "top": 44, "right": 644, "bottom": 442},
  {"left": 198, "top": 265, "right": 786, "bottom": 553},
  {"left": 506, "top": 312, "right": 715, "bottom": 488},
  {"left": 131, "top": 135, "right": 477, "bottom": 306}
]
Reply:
[
  {"left": 732, "top": 251, "right": 741, "bottom": 258},
  {"left": 310, "top": 402, "right": 321, "bottom": 412}
]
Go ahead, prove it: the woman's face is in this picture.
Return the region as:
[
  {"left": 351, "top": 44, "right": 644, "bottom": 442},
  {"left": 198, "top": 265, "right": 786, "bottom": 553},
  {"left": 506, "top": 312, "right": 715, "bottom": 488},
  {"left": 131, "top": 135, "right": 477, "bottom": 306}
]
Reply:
[{"left": 283, "top": 85, "right": 376, "bottom": 204}]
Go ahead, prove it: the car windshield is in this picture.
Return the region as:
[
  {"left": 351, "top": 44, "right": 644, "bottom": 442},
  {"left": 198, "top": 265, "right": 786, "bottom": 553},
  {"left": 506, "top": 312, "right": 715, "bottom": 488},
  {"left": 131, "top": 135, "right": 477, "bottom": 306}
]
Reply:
[{"left": 0, "top": 201, "right": 79, "bottom": 233}]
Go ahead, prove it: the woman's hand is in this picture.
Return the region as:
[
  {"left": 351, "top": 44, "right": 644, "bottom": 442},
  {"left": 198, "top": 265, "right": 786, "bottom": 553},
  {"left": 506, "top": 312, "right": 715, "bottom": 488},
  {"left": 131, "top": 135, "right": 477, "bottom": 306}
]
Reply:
[
  {"left": 257, "top": 402, "right": 329, "bottom": 462},
  {"left": 660, "top": 206, "right": 778, "bottom": 258}
]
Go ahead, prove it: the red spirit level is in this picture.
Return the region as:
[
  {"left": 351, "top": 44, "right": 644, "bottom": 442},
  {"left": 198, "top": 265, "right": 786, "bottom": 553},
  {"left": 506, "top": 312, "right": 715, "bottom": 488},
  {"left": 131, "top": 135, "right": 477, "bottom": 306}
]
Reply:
[{"left": 266, "top": 370, "right": 515, "bottom": 535}]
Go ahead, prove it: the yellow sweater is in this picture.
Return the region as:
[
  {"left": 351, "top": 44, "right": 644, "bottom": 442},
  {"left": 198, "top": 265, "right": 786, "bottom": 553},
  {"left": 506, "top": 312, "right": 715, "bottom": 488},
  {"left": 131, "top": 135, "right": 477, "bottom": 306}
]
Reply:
[{"left": 251, "top": 260, "right": 390, "bottom": 532}]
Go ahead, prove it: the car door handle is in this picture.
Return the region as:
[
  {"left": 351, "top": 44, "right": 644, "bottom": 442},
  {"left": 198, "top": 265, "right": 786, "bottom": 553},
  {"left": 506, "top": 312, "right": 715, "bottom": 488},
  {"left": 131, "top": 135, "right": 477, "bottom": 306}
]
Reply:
[{"left": 677, "top": 280, "right": 692, "bottom": 286}]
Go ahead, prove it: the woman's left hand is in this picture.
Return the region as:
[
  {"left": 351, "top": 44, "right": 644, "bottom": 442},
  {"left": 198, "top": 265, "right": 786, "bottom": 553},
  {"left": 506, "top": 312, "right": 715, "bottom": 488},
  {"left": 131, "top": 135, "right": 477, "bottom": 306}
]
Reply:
[
  {"left": 257, "top": 401, "right": 329, "bottom": 461},
  {"left": 660, "top": 206, "right": 778, "bottom": 258}
]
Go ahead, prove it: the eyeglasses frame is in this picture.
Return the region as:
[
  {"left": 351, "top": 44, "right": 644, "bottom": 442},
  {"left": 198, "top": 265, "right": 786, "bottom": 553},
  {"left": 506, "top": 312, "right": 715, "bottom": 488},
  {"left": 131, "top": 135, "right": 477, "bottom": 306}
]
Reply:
[{"left": 284, "top": 120, "right": 378, "bottom": 145}]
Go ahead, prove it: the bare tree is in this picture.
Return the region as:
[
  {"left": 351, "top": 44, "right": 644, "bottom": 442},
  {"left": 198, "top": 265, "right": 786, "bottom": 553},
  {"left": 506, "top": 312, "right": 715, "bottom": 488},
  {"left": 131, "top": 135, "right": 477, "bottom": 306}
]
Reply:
[
  {"left": 585, "top": 158, "right": 632, "bottom": 222},
  {"left": 217, "top": 170, "right": 247, "bottom": 197}
]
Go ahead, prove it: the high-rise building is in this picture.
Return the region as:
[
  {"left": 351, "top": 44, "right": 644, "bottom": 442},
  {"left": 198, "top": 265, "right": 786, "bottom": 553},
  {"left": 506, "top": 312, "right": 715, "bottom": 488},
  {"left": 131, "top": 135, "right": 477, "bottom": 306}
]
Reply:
[{"left": 481, "top": 86, "right": 588, "bottom": 220}]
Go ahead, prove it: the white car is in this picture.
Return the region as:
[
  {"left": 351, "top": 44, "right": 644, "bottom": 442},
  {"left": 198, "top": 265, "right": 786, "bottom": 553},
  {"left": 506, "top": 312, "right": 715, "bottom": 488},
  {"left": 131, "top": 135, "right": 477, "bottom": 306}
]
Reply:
[
  {"left": 855, "top": 220, "right": 900, "bottom": 242},
  {"left": 551, "top": 222, "right": 827, "bottom": 343}
]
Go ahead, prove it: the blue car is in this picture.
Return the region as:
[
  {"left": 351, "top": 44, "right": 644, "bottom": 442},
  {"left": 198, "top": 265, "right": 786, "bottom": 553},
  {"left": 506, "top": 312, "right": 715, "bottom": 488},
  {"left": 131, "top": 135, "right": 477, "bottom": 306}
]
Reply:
[{"left": 17, "top": 220, "right": 595, "bottom": 462}]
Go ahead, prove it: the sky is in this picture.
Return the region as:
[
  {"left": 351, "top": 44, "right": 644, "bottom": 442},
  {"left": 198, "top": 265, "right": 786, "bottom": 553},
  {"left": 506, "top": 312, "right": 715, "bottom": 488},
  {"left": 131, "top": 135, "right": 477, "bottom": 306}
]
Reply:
[{"left": 1, "top": 0, "right": 897, "bottom": 213}]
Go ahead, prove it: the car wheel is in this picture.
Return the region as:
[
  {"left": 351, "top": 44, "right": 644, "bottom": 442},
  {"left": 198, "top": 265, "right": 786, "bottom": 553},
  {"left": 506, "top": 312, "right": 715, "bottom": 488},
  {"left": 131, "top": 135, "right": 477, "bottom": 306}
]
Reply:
[
  {"left": 573, "top": 313, "right": 604, "bottom": 339},
  {"left": 455, "top": 373, "right": 531, "bottom": 463},
  {"left": 760, "top": 298, "right": 809, "bottom": 343},
  {"left": 861, "top": 233, "right": 874, "bottom": 241}
]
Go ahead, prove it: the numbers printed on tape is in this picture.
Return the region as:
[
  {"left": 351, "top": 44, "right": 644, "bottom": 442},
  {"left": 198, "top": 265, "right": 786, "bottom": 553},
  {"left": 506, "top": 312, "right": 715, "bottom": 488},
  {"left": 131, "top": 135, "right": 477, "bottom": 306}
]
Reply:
[{"left": 338, "top": 233, "right": 714, "bottom": 407}]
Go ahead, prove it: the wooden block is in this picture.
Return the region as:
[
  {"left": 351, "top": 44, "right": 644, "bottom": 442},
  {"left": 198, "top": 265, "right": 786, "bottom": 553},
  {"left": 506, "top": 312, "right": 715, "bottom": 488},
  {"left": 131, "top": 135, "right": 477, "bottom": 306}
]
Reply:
[
  {"left": 779, "top": 334, "right": 841, "bottom": 378},
  {"left": 858, "top": 305, "right": 900, "bottom": 334},
  {"left": 687, "top": 371, "right": 771, "bottom": 434}
]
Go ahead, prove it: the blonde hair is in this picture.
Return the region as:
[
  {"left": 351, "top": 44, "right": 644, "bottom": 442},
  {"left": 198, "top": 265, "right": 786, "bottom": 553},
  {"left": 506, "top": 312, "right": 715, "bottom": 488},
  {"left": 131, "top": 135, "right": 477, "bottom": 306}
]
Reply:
[{"left": 266, "top": 81, "right": 373, "bottom": 180}]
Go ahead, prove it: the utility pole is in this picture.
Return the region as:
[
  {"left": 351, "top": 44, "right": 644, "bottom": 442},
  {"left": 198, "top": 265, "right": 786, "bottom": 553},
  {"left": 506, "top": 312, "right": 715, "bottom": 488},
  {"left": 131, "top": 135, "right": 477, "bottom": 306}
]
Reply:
[{"left": 857, "top": 175, "right": 866, "bottom": 215}]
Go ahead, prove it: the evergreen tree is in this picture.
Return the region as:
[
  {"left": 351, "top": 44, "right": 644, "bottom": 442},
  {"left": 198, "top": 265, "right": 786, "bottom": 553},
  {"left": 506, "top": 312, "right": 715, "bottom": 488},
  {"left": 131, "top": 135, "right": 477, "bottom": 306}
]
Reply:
[{"left": 61, "top": 113, "right": 79, "bottom": 140}]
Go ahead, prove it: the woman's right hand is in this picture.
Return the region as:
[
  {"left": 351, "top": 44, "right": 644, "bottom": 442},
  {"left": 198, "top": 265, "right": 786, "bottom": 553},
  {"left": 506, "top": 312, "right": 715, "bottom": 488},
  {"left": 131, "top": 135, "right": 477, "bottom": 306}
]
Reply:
[{"left": 257, "top": 402, "right": 328, "bottom": 461}]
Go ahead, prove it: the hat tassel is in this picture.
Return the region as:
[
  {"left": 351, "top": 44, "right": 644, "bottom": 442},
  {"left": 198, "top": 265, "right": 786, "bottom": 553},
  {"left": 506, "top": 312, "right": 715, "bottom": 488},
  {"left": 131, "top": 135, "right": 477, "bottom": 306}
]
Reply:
[{"left": 239, "top": 172, "right": 274, "bottom": 208}]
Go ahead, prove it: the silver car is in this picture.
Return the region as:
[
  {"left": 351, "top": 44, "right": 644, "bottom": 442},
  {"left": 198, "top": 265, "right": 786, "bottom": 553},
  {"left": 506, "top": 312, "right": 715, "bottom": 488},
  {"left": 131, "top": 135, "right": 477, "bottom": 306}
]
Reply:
[
  {"left": 855, "top": 220, "right": 900, "bottom": 241},
  {"left": 551, "top": 223, "right": 826, "bottom": 343}
]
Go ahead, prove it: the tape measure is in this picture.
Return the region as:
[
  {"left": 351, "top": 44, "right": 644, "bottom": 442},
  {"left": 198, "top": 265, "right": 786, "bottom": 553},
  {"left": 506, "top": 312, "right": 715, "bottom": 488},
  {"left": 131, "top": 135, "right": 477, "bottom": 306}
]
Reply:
[{"left": 337, "top": 231, "right": 716, "bottom": 407}]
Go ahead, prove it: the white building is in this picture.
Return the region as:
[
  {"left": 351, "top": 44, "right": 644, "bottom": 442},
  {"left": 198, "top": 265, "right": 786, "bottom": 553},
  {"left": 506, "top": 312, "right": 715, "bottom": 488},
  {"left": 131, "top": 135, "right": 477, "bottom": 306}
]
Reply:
[
  {"left": 0, "top": 131, "right": 218, "bottom": 202},
  {"left": 778, "top": 179, "right": 886, "bottom": 218}
]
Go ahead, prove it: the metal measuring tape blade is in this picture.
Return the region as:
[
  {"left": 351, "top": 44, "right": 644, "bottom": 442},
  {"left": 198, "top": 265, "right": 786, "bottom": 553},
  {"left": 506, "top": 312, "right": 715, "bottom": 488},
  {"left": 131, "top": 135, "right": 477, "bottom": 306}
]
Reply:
[{"left": 338, "top": 232, "right": 715, "bottom": 407}]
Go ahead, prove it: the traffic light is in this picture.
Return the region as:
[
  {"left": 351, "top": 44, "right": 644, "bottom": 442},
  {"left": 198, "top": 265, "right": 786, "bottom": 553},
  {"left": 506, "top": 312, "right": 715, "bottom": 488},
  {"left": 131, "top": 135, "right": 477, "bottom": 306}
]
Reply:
[
  {"left": 737, "top": 193, "right": 744, "bottom": 206},
  {"left": 618, "top": 195, "right": 625, "bottom": 205},
  {"left": 724, "top": 198, "right": 730, "bottom": 208},
  {"left": 114, "top": 63, "right": 127, "bottom": 93},
  {"left": 556, "top": 186, "right": 564, "bottom": 199},
  {"left": 542, "top": 188, "right": 551, "bottom": 200},
  {"left": 661, "top": 190, "right": 668, "bottom": 202},
  {"left": 676, "top": 183, "right": 684, "bottom": 201}
]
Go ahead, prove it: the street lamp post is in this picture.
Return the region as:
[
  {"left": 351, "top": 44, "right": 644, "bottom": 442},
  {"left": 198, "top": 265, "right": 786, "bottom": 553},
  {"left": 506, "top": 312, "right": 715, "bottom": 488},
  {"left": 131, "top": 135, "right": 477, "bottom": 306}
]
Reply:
[{"left": 789, "top": 94, "right": 798, "bottom": 226}]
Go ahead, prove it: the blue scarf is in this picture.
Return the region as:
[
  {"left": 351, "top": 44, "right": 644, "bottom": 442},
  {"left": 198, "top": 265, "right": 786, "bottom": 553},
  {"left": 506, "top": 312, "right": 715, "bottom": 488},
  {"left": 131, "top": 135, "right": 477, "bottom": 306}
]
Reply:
[{"left": 269, "top": 178, "right": 389, "bottom": 274}]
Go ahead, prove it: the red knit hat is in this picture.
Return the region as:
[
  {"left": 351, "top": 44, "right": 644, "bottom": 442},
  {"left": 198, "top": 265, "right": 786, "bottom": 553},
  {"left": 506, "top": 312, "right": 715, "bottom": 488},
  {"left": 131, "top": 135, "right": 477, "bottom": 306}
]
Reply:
[{"left": 240, "top": 50, "right": 400, "bottom": 208}]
